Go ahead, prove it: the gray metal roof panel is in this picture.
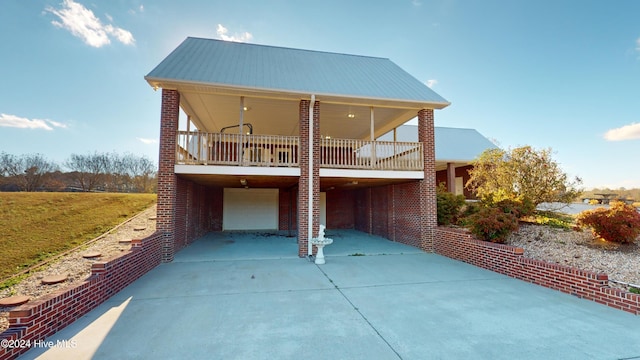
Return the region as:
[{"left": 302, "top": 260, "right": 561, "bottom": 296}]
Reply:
[
  {"left": 146, "top": 37, "right": 449, "bottom": 104},
  {"left": 379, "top": 125, "right": 497, "bottom": 161}
]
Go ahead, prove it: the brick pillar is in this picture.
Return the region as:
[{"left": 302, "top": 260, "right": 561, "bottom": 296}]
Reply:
[
  {"left": 298, "top": 99, "right": 320, "bottom": 257},
  {"left": 418, "top": 109, "right": 437, "bottom": 251},
  {"left": 157, "top": 89, "right": 179, "bottom": 262}
]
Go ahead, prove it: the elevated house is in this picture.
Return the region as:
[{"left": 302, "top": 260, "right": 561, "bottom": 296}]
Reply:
[{"left": 145, "top": 37, "right": 450, "bottom": 260}]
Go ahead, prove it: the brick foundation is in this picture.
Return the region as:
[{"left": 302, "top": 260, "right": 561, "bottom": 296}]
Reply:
[
  {"left": 435, "top": 227, "right": 640, "bottom": 315},
  {"left": 0, "top": 233, "right": 164, "bottom": 360}
]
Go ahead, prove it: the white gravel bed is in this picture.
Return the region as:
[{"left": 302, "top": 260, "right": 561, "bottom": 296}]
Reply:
[
  {"left": 0, "top": 205, "right": 157, "bottom": 333},
  {"left": 508, "top": 224, "right": 640, "bottom": 287}
]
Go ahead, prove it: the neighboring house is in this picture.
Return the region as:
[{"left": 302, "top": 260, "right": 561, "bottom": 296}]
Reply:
[
  {"left": 379, "top": 125, "right": 498, "bottom": 198},
  {"left": 145, "top": 37, "right": 450, "bottom": 260}
]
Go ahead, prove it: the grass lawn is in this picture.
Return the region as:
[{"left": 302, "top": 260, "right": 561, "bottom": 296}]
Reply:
[{"left": 0, "top": 192, "right": 156, "bottom": 282}]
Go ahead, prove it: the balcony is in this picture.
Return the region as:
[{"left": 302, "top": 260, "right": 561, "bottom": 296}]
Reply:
[{"left": 176, "top": 131, "right": 423, "bottom": 171}]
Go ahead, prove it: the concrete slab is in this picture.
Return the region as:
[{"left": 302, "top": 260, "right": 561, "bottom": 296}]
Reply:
[{"left": 19, "top": 230, "right": 640, "bottom": 360}]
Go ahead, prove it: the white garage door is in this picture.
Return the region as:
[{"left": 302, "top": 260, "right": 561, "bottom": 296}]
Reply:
[{"left": 223, "top": 188, "right": 279, "bottom": 230}]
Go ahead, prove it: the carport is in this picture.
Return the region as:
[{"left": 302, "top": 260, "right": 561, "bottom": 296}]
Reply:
[{"left": 21, "top": 231, "right": 640, "bottom": 360}]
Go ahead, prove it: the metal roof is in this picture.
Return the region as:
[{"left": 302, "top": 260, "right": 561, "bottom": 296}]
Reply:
[
  {"left": 146, "top": 37, "right": 449, "bottom": 107},
  {"left": 379, "top": 125, "right": 498, "bottom": 162}
]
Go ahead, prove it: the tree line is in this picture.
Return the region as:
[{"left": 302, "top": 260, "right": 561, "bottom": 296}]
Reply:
[
  {"left": 581, "top": 188, "right": 640, "bottom": 203},
  {"left": 0, "top": 152, "right": 157, "bottom": 193}
]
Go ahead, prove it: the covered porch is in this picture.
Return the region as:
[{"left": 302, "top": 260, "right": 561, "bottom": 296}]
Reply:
[{"left": 176, "top": 131, "right": 424, "bottom": 171}]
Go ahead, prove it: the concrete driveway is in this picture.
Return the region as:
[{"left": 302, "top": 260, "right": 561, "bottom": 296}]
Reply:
[{"left": 21, "top": 230, "right": 640, "bottom": 359}]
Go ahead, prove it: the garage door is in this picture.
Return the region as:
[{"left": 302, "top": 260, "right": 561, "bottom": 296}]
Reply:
[{"left": 223, "top": 188, "right": 279, "bottom": 230}]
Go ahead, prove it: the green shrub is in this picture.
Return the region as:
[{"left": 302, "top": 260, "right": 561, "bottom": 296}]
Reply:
[
  {"left": 576, "top": 201, "right": 640, "bottom": 244},
  {"left": 492, "top": 197, "right": 535, "bottom": 218},
  {"left": 436, "top": 184, "right": 466, "bottom": 225},
  {"left": 457, "top": 201, "right": 481, "bottom": 227},
  {"left": 526, "top": 210, "right": 574, "bottom": 230},
  {"left": 468, "top": 206, "right": 519, "bottom": 243}
]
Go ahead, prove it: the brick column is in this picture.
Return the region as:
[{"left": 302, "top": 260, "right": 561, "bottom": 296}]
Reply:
[
  {"left": 157, "top": 89, "right": 179, "bottom": 262},
  {"left": 418, "top": 108, "right": 437, "bottom": 251},
  {"left": 298, "top": 99, "right": 320, "bottom": 257}
]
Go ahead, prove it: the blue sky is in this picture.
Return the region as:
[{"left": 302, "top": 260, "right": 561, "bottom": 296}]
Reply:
[{"left": 1, "top": 0, "right": 639, "bottom": 189}]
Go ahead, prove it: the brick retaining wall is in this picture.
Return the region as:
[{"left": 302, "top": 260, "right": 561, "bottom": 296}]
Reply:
[
  {"left": 0, "top": 232, "right": 164, "bottom": 360},
  {"left": 435, "top": 227, "right": 640, "bottom": 315}
]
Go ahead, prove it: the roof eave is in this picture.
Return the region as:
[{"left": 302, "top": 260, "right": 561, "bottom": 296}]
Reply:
[{"left": 144, "top": 76, "right": 451, "bottom": 110}]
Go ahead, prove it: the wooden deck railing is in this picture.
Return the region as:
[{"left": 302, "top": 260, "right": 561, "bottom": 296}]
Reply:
[
  {"left": 320, "top": 138, "right": 423, "bottom": 170},
  {"left": 176, "top": 131, "right": 423, "bottom": 171},
  {"left": 176, "top": 131, "right": 299, "bottom": 167}
]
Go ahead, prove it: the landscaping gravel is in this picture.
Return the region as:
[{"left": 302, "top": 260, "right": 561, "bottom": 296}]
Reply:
[{"left": 508, "top": 224, "right": 640, "bottom": 287}]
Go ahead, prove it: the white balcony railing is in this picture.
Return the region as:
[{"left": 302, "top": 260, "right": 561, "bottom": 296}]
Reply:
[
  {"left": 320, "top": 138, "right": 423, "bottom": 170},
  {"left": 176, "top": 131, "right": 423, "bottom": 171},
  {"left": 177, "top": 131, "right": 299, "bottom": 167}
]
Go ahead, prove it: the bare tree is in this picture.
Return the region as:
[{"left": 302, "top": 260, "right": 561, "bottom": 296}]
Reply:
[
  {"left": 129, "top": 155, "right": 156, "bottom": 192},
  {"left": 64, "top": 152, "right": 109, "bottom": 191},
  {"left": 0, "top": 152, "right": 59, "bottom": 191}
]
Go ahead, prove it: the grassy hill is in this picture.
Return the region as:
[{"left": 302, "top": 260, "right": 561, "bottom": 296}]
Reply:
[{"left": 0, "top": 192, "right": 156, "bottom": 281}]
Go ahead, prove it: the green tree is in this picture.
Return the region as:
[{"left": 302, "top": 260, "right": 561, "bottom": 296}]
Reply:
[{"left": 467, "top": 146, "right": 582, "bottom": 207}]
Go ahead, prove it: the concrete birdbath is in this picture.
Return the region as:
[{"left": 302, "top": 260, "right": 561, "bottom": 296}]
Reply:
[{"left": 310, "top": 224, "right": 333, "bottom": 265}]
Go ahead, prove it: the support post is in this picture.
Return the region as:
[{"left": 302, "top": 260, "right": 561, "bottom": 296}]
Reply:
[
  {"left": 298, "top": 98, "right": 320, "bottom": 257},
  {"left": 157, "top": 89, "right": 180, "bottom": 262},
  {"left": 418, "top": 109, "right": 437, "bottom": 251},
  {"left": 447, "top": 162, "right": 456, "bottom": 193}
]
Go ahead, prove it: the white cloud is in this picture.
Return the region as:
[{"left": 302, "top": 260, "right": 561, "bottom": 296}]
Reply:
[
  {"left": 129, "top": 4, "right": 144, "bottom": 15},
  {"left": 137, "top": 137, "right": 158, "bottom": 144},
  {"left": 0, "top": 114, "right": 67, "bottom": 131},
  {"left": 412, "top": 0, "right": 422, "bottom": 6},
  {"left": 636, "top": 37, "right": 640, "bottom": 52},
  {"left": 604, "top": 122, "right": 640, "bottom": 141},
  {"left": 216, "top": 24, "right": 253, "bottom": 42},
  {"left": 106, "top": 25, "right": 135, "bottom": 44},
  {"left": 46, "top": 0, "right": 135, "bottom": 47},
  {"left": 425, "top": 79, "right": 438, "bottom": 88}
]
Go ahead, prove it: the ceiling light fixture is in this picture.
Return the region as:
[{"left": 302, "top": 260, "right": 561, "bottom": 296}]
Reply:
[{"left": 347, "top": 113, "right": 355, "bottom": 119}]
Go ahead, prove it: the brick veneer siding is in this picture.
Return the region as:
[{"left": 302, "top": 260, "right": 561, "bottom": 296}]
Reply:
[
  {"left": 278, "top": 188, "right": 298, "bottom": 231},
  {"left": 210, "top": 186, "right": 223, "bottom": 231},
  {"left": 435, "top": 227, "right": 640, "bottom": 315},
  {"left": 175, "top": 180, "right": 220, "bottom": 251},
  {"left": 390, "top": 182, "right": 425, "bottom": 249},
  {"left": 371, "top": 186, "right": 390, "bottom": 238},
  {"left": 326, "top": 189, "right": 355, "bottom": 229},
  {"left": 298, "top": 99, "right": 320, "bottom": 257},
  {"left": 157, "top": 89, "right": 180, "bottom": 262},
  {"left": 0, "top": 233, "right": 164, "bottom": 360},
  {"left": 354, "top": 188, "right": 372, "bottom": 233}
]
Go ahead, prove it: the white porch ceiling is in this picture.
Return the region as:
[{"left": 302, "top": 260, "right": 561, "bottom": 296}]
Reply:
[{"left": 179, "top": 90, "right": 422, "bottom": 141}]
